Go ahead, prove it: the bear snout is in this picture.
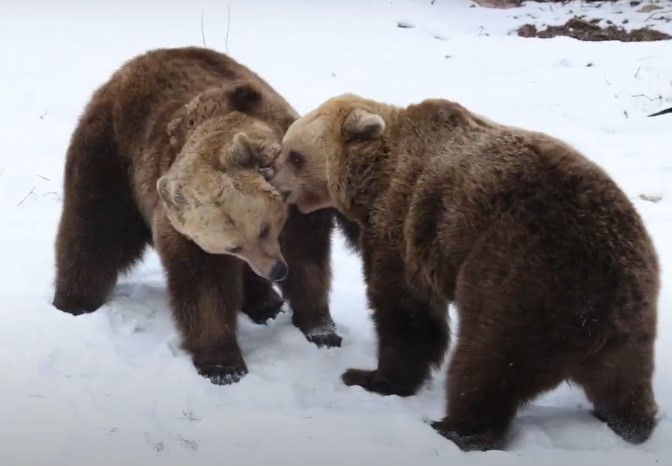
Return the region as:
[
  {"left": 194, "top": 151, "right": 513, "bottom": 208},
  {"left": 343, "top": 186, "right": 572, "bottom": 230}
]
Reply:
[
  {"left": 268, "top": 260, "right": 288, "bottom": 282},
  {"left": 259, "top": 166, "right": 274, "bottom": 182}
]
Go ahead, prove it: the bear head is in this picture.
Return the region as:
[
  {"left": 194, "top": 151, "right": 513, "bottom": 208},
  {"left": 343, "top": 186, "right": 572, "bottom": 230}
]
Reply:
[
  {"left": 158, "top": 111, "right": 289, "bottom": 282},
  {"left": 269, "top": 94, "right": 386, "bottom": 214}
]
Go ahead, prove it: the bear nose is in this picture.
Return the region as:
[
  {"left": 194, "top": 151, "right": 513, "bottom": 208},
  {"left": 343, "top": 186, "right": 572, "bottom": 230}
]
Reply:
[
  {"left": 259, "top": 166, "right": 274, "bottom": 181},
  {"left": 268, "top": 260, "right": 288, "bottom": 282}
]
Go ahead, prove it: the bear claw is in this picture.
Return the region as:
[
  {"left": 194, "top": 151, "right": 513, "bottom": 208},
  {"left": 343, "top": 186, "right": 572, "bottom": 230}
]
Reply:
[
  {"left": 431, "top": 419, "right": 506, "bottom": 452},
  {"left": 197, "top": 364, "right": 248, "bottom": 385},
  {"left": 307, "top": 332, "right": 342, "bottom": 348},
  {"left": 341, "top": 368, "right": 416, "bottom": 396}
]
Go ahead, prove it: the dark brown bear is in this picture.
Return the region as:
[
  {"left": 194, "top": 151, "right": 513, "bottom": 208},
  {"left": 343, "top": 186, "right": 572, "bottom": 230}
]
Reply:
[
  {"left": 269, "top": 94, "right": 660, "bottom": 450},
  {"left": 52, "top": 47, "right": 358, "bottom": 385}
]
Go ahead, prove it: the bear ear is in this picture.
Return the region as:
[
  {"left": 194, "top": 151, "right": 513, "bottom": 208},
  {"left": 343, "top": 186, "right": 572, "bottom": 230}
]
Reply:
[
  {"left": 157, "top": 176, "right": 187, "bottom": 206},
  {"left": 224, "top": 132, "right": 257, "bottom": 168},
  {"left": 227, "top": 81, "right": 263, "bottom": 113},
  {"left": 343, "top": 109, "right": 385, "bottom": 141}
]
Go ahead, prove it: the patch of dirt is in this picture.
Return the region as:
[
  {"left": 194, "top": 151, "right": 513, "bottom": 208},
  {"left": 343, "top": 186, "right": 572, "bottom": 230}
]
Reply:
[
  {"left": 473, "top": 0, "right": 617, "bottom": 6},
  {"left": 518, "top": 16, "right": 671, "bottom": 42},
  {"left": 473, "top": 0, "right": 521, "bottom": 8}
]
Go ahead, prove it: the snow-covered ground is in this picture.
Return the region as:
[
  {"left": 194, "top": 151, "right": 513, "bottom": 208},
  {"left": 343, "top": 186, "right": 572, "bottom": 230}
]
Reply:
[{"left": 1, "top": 1, "right": 670, "bottom": 465}]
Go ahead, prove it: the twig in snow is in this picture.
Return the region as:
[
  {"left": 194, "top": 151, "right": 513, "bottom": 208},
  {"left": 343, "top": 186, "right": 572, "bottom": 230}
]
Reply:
[
  {"left": 645, "top": 10, "right": 672, "bottom": 22},
  {"left": 39, "top": 111, "right": 48, "bottom": 120},
  {"left": 35, "top": 174, "right": 51, "bottom": 181},
  {"left": 182, "top": 410, "right": 201, "bottom": 421},
  {"left": 17, "top": 186, "right": 36, "bottom": 206},
  {"left": 201, "top": 11, "right": 207, "bottom": 47},
  {"left": 632, "top": 93, "right": 662, "bottom": 102},
  {"left": 634, "top": 66, "right": 641, "bottom": 79},
  {"left": 225, "top": 5, "right": 231, "bottom": 53},
  {"left": 639, "top": 193, "right": 663, "bottom": 203}
]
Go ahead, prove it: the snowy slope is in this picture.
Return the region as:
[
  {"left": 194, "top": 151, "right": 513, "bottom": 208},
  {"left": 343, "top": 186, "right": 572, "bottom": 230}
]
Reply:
[{"left": 0, "top": 1, "right": 671, "bottom": 465}]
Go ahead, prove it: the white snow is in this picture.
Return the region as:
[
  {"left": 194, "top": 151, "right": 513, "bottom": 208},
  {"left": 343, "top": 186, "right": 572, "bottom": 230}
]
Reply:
[{"left": 1, "top": 1, "right": 671, "bottom": 465}]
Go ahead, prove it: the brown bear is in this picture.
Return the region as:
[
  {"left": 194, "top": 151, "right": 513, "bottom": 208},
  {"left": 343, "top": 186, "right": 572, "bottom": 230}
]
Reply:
[
  {"left": 269, "top": 94, "right": 660, "bottom": 450},
  {"left": 52, "top": 47, "right": 358, "bottom": 385}
]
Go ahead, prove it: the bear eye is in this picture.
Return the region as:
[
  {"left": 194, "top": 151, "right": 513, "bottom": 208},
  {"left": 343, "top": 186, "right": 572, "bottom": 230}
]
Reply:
[
  {"left": 288, "top": 151, "right": 305, "bottom": 169},
  {"left": 259, "top": 224, "right": 270, "bottom": 239},
  {"left": 228, "top": 246, "right": 242, "bottom": 254}
]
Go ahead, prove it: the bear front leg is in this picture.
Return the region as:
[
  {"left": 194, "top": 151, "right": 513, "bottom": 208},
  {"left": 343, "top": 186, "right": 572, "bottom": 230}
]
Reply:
[
  {"left": 278, "top": 207, "right": 342, "bottom": 348},
  {"left": 342, "top": 246, "right": 449, "bottom": 396},
  {"left": 154, "top": 213, "right": 247, "bottom": 385}
]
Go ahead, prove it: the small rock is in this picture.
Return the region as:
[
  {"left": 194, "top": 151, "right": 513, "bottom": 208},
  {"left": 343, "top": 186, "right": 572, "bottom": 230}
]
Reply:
[{"left": 638, "top": 4, "right": 663, "bottom": 13}]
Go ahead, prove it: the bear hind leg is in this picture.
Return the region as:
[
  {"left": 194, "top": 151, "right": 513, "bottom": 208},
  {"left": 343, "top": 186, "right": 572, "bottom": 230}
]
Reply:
[
  {"left": 53, "top": 191, "right": 150, "bottom": 316},
  {"left": 431, "top": 320, "right": 566, "bottom": 451},
  {"left": 53, "top": 103, "right": 151, "bottom": 315}
]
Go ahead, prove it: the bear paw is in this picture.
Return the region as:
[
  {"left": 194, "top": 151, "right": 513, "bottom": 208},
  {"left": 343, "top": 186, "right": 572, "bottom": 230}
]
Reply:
[
  {"left": 341, "top": 369, "right": 416, "bottom": 397},
  {"left": 430, "top": 419, "right": 507, "bottom": 452},
  {"left": 196, "top": 364, "right": 248, "bottom": 385},
  {"left": 293, "top": 313, "right": 342, "bottom": 348},
  {"left": 306, "top": 331, "right": 342, "bottom": 348},
  {"left": 52, "top": 293, "right": 102, "bottom": 316},
  {"left": 592, "top": 409, "right": 657, "bottom": 444},
  {"left": 241, "top": 290, "right": 285, "bottom": 325}
]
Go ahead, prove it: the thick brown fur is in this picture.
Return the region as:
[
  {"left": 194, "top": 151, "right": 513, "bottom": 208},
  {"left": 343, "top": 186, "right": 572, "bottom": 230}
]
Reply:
[
  {"left": 270, "top": 94, "right": 660, "bottom": 450},
  {"left": 52, "top": 47, "right": 359, "bottom": 384}
]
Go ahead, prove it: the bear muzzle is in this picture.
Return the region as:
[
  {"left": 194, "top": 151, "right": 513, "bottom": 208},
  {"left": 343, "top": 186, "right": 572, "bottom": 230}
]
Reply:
[{"left": 268, "top": 260, "right": 288, "bottom": 282}]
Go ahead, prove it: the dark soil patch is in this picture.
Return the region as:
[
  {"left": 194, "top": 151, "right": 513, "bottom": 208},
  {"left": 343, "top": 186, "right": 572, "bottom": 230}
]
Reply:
[{"left": 518, "top": 16, "right": 671, "bottom": 41}]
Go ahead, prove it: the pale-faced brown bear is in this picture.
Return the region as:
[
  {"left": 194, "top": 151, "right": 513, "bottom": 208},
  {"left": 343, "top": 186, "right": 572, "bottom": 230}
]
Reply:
[
  {"left": 269, "top": 94, "right": 660, "bottom": 450},
  {"left": 52, "top": 47, "right": 358, "bottom": 385}
]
